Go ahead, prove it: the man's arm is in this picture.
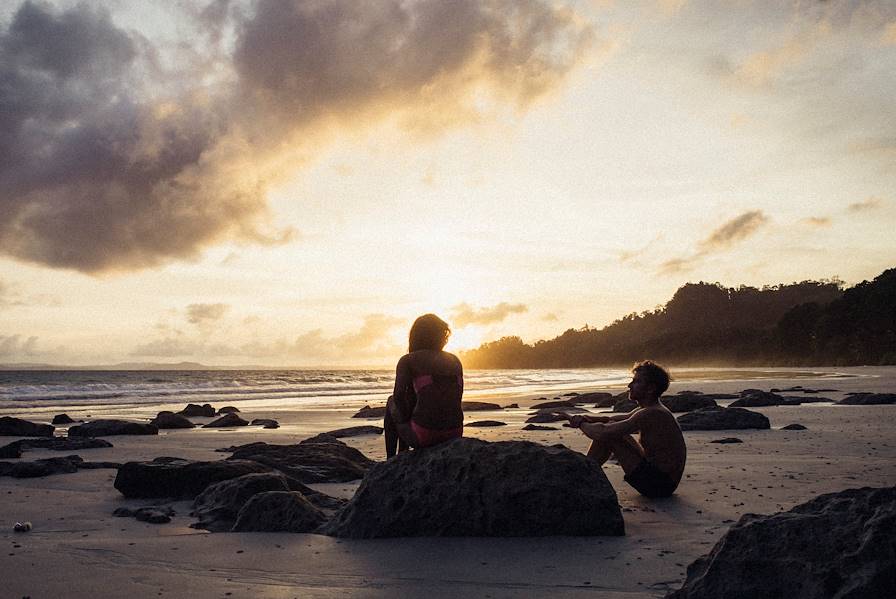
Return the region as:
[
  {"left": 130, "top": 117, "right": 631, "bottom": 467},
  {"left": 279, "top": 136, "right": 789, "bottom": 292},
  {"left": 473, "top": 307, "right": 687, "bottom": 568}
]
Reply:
[
  {"left": 580, "top": 410, "right": 645, "bottom": 439},
  {"left": 567, "top": 409, "right": 638, "bottom": 428}
]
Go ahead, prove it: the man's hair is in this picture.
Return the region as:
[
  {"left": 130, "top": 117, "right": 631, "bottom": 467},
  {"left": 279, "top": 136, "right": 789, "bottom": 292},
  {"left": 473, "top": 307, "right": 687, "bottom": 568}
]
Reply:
[
  {"left": 408, "top": 313, "right": 451, "bottom": 352},
  {"left": 632, "top": 360, "right": 671, "bottom": 396}
]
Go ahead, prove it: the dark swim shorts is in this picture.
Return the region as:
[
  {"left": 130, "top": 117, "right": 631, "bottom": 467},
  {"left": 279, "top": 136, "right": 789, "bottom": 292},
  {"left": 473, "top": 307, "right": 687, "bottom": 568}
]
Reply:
[{"left": 624, "top": 459, "right": 677, "bottom": 498}]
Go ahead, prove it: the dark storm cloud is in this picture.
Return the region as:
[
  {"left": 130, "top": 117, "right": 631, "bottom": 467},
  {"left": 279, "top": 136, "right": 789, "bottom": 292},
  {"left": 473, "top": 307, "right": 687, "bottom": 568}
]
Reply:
[
  {"left": 0, "top": 0, "right": 592, "bottom": 273},
  {"left": 451, "top": 302, "right": 528, "bottom": 327}
]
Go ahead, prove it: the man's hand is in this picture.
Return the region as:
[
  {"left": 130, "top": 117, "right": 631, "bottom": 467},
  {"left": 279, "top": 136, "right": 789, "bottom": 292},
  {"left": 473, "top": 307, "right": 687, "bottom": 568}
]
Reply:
[{"left": 566, "top": 414, "right": 587, "bottom": 428}]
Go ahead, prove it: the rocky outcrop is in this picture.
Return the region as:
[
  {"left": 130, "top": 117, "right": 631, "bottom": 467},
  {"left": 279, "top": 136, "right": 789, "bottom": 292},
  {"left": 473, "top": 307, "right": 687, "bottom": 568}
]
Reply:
[
  {"left": 1, "top": 437, "right": 112, "bottom": 455},
  {"left": 191, "top": 472, "right": 301, "bottom": 531},
  {"left": 224, "top": 436, "right": 375, "bottom": 483},
  {"left": 461, "top": 401, "right": 503, "bottom": 411},
  {"left": 838, "top": 393, "right": 896, "bottom": 405},
  {"left": 0, "top": 417, "right": 54, "bottom": 437},
  {"left": 612, "top": 399, "right": 637, "bottom": 412},
  {"left": 324, "top": 425, "right": 383, "bottom": 438},
  {"left": 114, "top": 458, "right": 272, "bottom": 499},
  {"left": 709, "top": 438, "right": 743, "bottom": 444},
  {"left": 667, "top": 486, "right": 896, "bottom": 599},
  {"left": 250, "top": 419, "right": 279, "bottom": 429},
  {"left": 677, "top": 406, "right": 770, "bottom": 431},
  {"left": 232, "top": 491, "right": 326, "bottom": 533},
  {"left": 113, "top": 505, "right": 175, "bottom": 524},
  {"left": 178, "top": 403, "right": 217, "bottom": 417},
  {"left": 530, "top": 400, "right": 579, "bottom": 410},
  {"left": 0, "top": 442, "right": 21, "bottom": 458},
  {"left": 781, "top": 423, "right": 807, "bottom": 430},
  {"left": 323, "top": 438, "right": 625, "bottom": 538},
  {"left": 660, "top": 394, "right": 719, "bottom": 413},
  {"left": 729, "top": 390, "right": 785, "bottom": 408},
  {"left": 52, "top": 413, "right": 78, "bottom": 424},
  {"left": 466, "top": 420, "right": 506, "bottom": 427},
  {"left": 217, "top": 406, "right": 240, "bottom": 414},
  {"left": 202, "top": 413, "right": 248, "bottom": 428},
  {"left": 575, "top": 392, "right": 615, "bottom": 406},
  {"left": 150, "top": 411, "right": 195, "bottom": 429},
  {"left": 522, "top": 424, "right": 558, "bottom": 431},
  {"left": 352, "top": 405, "right": 387, "bottom": 419},
  {"left": 69, "top": 420, "right": 158, "bottom": 437}
]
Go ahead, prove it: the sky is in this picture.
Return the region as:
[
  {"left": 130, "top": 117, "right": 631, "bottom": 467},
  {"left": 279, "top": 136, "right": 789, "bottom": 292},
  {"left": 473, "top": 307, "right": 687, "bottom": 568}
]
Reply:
[{"left": 1, "top": 0, "right": 895, "bottom": 367}]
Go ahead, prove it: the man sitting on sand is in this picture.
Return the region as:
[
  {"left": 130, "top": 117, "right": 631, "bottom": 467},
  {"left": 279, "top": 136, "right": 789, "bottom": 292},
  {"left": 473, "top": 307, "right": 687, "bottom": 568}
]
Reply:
[{"left": 567, "top": 361, "right": 686, "bottom": 498}]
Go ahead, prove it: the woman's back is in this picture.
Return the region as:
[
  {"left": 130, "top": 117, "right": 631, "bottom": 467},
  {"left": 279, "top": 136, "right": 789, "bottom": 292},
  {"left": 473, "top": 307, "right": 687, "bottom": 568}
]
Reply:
[{"left": 402, "top": 350, "right": 463, "bottom": 430}]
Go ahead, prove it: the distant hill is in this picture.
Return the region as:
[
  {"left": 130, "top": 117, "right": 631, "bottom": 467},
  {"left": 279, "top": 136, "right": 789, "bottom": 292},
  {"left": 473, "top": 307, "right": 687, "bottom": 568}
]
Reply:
[
  {"left": 460, "top": 267, "right": 896, "bottom": 368},
  {"left": 0, "top": 361, "right": 214, "bottom": 371}
]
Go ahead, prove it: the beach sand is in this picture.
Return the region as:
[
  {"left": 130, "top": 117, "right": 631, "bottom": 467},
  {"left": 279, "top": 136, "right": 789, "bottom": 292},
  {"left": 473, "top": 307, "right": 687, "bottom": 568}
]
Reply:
[{"left": 2, "top": 367, "right": 895, "bottom": 598}]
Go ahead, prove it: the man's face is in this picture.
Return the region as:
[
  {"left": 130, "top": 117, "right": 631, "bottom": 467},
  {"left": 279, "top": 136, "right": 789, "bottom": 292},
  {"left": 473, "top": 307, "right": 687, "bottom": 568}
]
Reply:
[{"left": 627, "top": 371, "right": 653, "bottom": 403}]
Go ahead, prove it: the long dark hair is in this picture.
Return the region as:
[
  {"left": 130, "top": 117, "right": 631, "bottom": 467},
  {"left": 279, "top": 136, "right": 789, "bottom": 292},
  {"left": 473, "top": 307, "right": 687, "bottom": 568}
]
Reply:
[{"left": 408, "top": 314, "right": 451, "bottom": 352}]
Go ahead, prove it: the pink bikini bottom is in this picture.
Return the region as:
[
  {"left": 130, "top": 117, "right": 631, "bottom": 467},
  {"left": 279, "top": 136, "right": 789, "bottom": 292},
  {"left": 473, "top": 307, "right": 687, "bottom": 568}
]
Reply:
[{"left": 411, "top": 421, "right": 463, "bottom": 448}]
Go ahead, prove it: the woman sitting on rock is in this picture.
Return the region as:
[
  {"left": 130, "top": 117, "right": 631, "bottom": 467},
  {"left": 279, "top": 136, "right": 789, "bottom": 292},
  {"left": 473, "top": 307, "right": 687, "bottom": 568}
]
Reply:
[{"left": 384, "top": 314, "right": 464, "bottom": 458}]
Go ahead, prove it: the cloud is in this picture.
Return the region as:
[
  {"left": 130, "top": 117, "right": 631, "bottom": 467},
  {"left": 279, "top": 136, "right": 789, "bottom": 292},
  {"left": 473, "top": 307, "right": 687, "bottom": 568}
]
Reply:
[
  {"left": 0, "top": 334, "right": 39, "bottom": 358},
  {"left": 542, "top": 312, "right": 559, "bottom": 321},
  {"left": 698, "top": 210, "right": 769, "bottom": 252},
  {"left": 186, "top": 302, "right": 229, "bottom": 324},
  {"left": 0, "top": 1, "right": 593, "bottom": 273},
  {"left": 731, "top": 35, "right": 817, "bottom": 88},
  {"left": 847, "top": 197, "right": 884, "bottom": 212},
  {"left": 451, "top": 302, "right": 529, "bottom": 327},
  {"left": 658, "top": 210, "right": 769, "bottom": 276},
  {"left": 882, "top": 21, "right": 896, "bottom": 45},
  {"left": 802, "top": 216, "right": 831, "bottom": 227}
]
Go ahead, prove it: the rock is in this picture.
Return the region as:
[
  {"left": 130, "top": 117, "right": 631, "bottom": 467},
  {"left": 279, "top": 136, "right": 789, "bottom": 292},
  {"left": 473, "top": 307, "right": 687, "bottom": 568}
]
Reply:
[
  {"left": 134, "top": 506, "right": 174, "bottom": 524},
  {"left": 531, "top": 406, "right": 589, "bottom": 415},
  {"left": 781, "top": 423, "right": 807, "bottom": 430},
  {"left": 224, "top": 436, "right": 376, "bottom": 483},
  {"left": 838, "top": 393, "right": 896, "bottom": 405},
  {"left": 232, "top": 491, "right": 326, "bottom": 533},
  {"left": 677, "top": 406, "right": 770, "bottom": 431},
  {"left": 461, "top": 401, "right": 503, "bottom": 411},
  {"left": 524, "top": 413, "right": 568, "bottom": 424},
  {"left": 504, "top": 403, "right": 519, "bottom": 409},
  {"left": 352, "top": 405, "right": 387, "bottom": 419},
  {"left": 217, "top": 406, "right": 240, "bottom": 414},
  {"left": 0, "top": 455, "right": 83, "bottom": 478},
  {"left": 466, "top": 420, "right": 507, "bottom": 427},
  {"left": 202, "top": 413, "right": 249, "bottom": 428},
  {"left": 667, "top": 486, "right": 896, "bottom": 599},
  {"left": 780, "top": 395, "right": 832, "bottom": 405},
  {"left": 114, "top": 458, "right": 272, "bottom": 499},
  {"left": 178, "top": 403, "right": 217, "bottom": 417},
  {"left": 661, "top": 394, "right": 719, "bottom": 413},
  {"left": 150, "top": 411, "right": 195, "bottom": 429},
  {"left": 250, "top": 419, "right": 280, "bottom": 429},
  {"left": 52, "top": 413, "right": 77, "bottom": 425},
  {"left": 0, "top": 442, "right": 22, "bottom": 458},
  {"left": 324, "top": 438, "right": 624, "bottom": 538},
  {"left": 324, "top": 425, "right": 383, "bottom": 438},
  {"left": 4, "top": 437, "right": 112, "bottom": 453},
  {"left": 76, "top": 461, "right": 121, "bottom": 469},
  {"left": 69, "top": 420, "right": 158, "bottom": 437},
  {"left": 729, "top": 390, "right": 785, "bottom": 408},
  {"left": 0, "top": 416, "right": 54, "bottom": 437},
  {"left": 531, "top": 400, "right": 579, "bottom": 410},
  {"left": 191, "top": 472, "right": 294, "bottom": 531},
  {"left": 522, "top": 424, "right": 558, "bottom": 431},
  {"left": 575, "top": 392, "right": 615, "bottom": 406},
  {"left": 709, "top": 438, "right": 743, "bottom": 444},
  {"left": 612, "top": 399, "right": 637, "bottom": 412}
]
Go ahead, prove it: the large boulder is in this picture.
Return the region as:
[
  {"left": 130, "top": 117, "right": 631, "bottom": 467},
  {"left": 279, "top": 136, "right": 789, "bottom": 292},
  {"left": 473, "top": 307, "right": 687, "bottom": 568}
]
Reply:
[
  {"left": 3, "top": 437, "right": 112, "bottom": 454},
  {"left": 525, "top": 412, "right": 568, "bottom": 424},
  {"left": 178, "top": 403, "right": 217, "bottom": 417},
  {"left": 0, "top": 417, "right": 54, "bottom": 437},
  {"left": 352, "top": 405, "right": 387, "bottom": 419},
  {"left": 323, "top": 438, "right": 625, "bottom": 538},
  {"left": 677, "top": 406, "right": 770, "bottom": 431},
  {"left": 838, "top": 393, "right": 896, "bottom": 405},
  {"left": 202, "top": 413, "right": 248, "bottom": 428},
  {"left": 224, "top": 436, "right": 375, "bottom": 483},
  {"left": 667, "top": 486, "right": 896, "bottom": 599},
  {"left": 232, "top": 491, "right": 327, "bottom": 533},
  {"left": 69, "top": 420, "right": 158, "bottom": 437},
  {"left": 191, "top": 472, "right": 297, "bottom": 531},
  {"left": 150, "top": 411, "right": 195, "bottom": 429},
  {"left": 114, "top": 458, "right": 272, "bottom": 498},
  {"left": 52, "top": 413, "right": 78, "bottom": 425},
  {"left": 661, "top": 394, "right": 718, "bottom": 413},
  {"left": 729, "top": 390, "right": 785, "bottom": 408}
]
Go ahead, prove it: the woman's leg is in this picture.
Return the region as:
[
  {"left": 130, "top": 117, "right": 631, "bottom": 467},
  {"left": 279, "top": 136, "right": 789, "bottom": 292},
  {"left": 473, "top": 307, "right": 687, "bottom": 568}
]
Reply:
[{"left": 383, "top": 408, "right": 399, "bottom": 458}]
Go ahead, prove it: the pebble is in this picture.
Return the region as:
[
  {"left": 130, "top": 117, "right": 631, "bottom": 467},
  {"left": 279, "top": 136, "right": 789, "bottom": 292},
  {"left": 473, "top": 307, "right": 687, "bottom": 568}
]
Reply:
[{"left": 13, "top": 522, "right": 32, "bottom": 533}]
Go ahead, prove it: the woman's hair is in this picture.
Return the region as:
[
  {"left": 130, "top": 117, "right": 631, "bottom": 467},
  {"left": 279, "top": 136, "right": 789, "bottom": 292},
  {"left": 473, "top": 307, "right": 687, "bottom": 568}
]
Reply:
[{"left": 408, "top": 313, "right": 451, "bottom": 352}]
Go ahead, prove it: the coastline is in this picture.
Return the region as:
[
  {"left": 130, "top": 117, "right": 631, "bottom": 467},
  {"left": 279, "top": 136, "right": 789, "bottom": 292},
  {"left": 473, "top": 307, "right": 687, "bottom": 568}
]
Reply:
[{"left": 2, "top": 366, "right": 895, "bottom": 598}]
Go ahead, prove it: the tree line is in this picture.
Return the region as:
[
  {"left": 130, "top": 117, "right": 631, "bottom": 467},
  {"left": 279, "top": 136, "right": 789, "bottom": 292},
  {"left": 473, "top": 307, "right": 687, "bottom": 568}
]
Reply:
[{"left": 460, "top": 267, "right": 896, "bottom": 368}]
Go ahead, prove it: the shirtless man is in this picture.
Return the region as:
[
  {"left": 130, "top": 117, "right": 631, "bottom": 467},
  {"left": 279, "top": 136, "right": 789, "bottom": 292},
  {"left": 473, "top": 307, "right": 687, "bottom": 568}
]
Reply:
[{"left": 568, "top": 361, "right": 686, "bottom": 498}]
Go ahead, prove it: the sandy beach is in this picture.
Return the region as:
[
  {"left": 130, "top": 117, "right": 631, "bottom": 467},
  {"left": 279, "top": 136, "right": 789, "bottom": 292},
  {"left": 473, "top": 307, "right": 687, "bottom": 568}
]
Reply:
[{"left": 3, "top": 366, "right": 896, "bottom": 598}]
